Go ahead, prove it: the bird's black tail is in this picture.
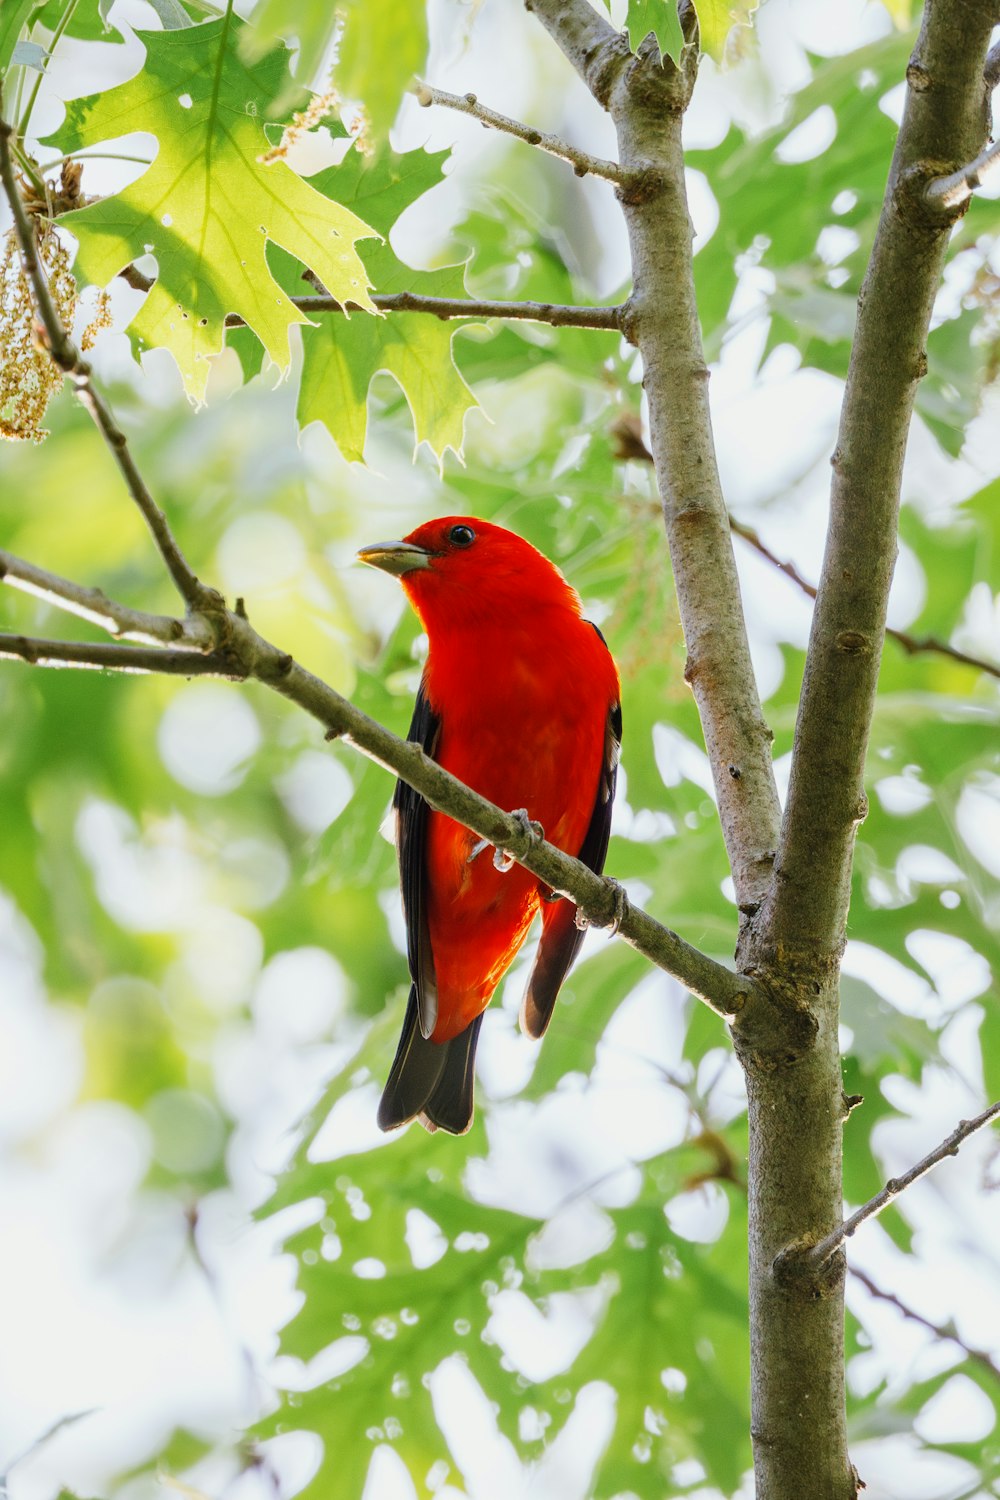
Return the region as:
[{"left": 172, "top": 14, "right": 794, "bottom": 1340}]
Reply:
[{"left": 377, "top": 986, "right": 483, "bottom": 1135}]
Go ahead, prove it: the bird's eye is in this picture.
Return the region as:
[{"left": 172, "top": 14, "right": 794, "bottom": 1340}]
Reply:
[{"left": 448, "top": 524, "right": 476, "bottom": 548}]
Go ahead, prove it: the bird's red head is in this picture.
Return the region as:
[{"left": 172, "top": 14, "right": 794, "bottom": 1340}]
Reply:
[{"left": 357, "top": 517, "right": 581, "bottom": 633}]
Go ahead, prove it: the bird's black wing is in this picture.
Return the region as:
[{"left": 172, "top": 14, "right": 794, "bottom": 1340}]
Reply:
[
  {"left": 393, "top": 676, "right": 440, "bottom": 1039},
  {"left": 521, "top": 650, "right": 622, "bottom": 1040},
  {"left": 379, "top": 677, "right": 484, "bottom": 1134}
]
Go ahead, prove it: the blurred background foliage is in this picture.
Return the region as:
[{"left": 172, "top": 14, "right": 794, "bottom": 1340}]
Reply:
[{"left": 1, "top": 1, "right": 999, "bottom": 1498}]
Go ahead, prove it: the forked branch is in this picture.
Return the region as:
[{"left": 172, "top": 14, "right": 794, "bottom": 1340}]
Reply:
[{"left": 0, "top": 547, "right": 214, "bottom": 648}]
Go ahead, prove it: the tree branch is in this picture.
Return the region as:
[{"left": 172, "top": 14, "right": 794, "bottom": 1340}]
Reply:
[
  {"left": 799, "top": 1101, "right": 1000, "bottom": 1270},
  {"left": 523, "top": 0, "right": 629, "bottom": 107},
  {"left": 0, "top": 631, "right": 232, "bottom": 675},
  {"left": 0, "top": 98, "right": 213, "bottom": 617},
  {"left": 116, "top": 264, "right": 628, "bottom": 333},
  {"left": 0, "top": 617, "right": 752, "bottom": 1018},
  {"left": 240, "top": 292, "right": 627, "bottom": 332},
  {"left": 413, "top": 81, "right": 626, "bottom": 183},
  {"left": 925, "top": 136, "right": 1000, "bottom": 210},
  {"left": 728, "top": 518, "right": 1000, "bottom": 682},
  {"left": 759, "top": 2, "right": 997, "bottom": 960},
  {"left": 0, "top": 547, "right": 215, "bottom": 649},
  {"left": 601, "top": 59, "right": 782, "bottom": 917},
  {"left": 848, "top": 1265, "right": 1000, "bottom": 1388}
]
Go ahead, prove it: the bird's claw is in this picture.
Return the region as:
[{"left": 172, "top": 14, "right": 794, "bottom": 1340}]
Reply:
[
  {"left": 574, "top": 878, "right": 629, "bottom": 935},
  {"left": 467, "top": 809, "right": 543, "bottom": 874},
  {"left": 606, "top": 878, "right": 629, "bottom": 936}
]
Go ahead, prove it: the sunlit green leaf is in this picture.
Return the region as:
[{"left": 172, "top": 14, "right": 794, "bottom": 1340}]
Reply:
[
  {"left": 49, "top": 16, "right": 378, "bottom": 400},
  {"left": 693, "top": 0, "right": 761, "bottom": 60},
  {"left": 247, "top": 0, "right": 427, "bottom": 135}
]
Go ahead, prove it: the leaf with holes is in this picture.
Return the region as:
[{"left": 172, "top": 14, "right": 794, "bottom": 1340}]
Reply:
[{"left": 48, "top": 14, "right": 377, "bottom": 400}]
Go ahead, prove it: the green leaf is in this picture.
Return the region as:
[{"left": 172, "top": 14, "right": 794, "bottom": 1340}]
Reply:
[
  {"left": 916, "top": 309, "right": 987, "bottom": 457},
  {"left": 337, "top": 0, "right": 427, "bottom": 138},
  {"left": 622, "top": 0, "right": 685, "bottom": 65},
  {"left": 28, "top": 0, "right": 127, "bottom": 40},
  {"left": 0, "top": 0, "right": 36, "bottom": 72},
  {"left": 49, "top": 14, "right": 378, "bottom": 400},
  {"left": 143, "top": 0, "right": 194, "bottom": 30},
  {"left": 280, "top": 143, "right": 477, "bottom": 463},
  {"left": 262, "top": 1115, "right": 751, "bottom": 1500},
  {"left": 693, "top": 0, "right": 761, "bottom": 60},
  {"left": 248, "top": 0, "right": 428, "bottom": 137},
  {"left": 549, "top": 1193, "right": 751, "bottom": 1496},
  {"left": 690, "top": 32, "right": 909, "bottom": 348}
]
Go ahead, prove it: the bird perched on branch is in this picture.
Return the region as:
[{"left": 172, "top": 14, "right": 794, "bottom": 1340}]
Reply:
[{"left": 358, "top": 517, "right": 621, "bottom": 1135}]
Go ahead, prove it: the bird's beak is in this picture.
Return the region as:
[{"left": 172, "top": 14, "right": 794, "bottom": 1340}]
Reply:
[{"left": 356, "top": 540, "right": 435, "bottom": 577}]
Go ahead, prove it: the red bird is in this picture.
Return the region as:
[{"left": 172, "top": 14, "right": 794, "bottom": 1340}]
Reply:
[{"left": 358, "top": 518, "right": 621, "bottom": 1135}]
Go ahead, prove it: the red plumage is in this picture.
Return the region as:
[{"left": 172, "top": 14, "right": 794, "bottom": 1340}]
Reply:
[{"left": 358, "top": 517, "right": 621, "bottom": 1134}]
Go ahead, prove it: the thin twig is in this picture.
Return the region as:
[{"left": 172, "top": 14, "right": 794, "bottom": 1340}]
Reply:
[
  {"left": 0, "top": 631, "right": 237, "bottom": 674},
  {"left": 925, "top": 136, "right": 1000, "bottom": 210},
  {"left": 729, "top": 517, "right": 1000, "bottom": 681},
  {"left": 803, "top": 1101, "right": 1000, "bottom": 1269},
  {"left": 0, "top": 547, "right": 215, "bottom": 649},
  {"left": 117, "top": 260, "right": 626, "bottom": 331},
  {"left": 290, "top": 292, "right": 626, "bottom": 330},
  {"left": 848, "top": 1265, "right": 1000, "bottom": 1387},
  {"left": 0, "top": 96, "right": 211, "bottom": 615},
  {"left": 413, "top": 80, "right": 626, "bottom": 183},
  {"left": 613, "top": 424, "right": 1000, "bottom": 682}
]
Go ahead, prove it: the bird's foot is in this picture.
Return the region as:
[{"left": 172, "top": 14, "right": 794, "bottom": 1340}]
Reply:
[
  {"left": 467, "top": 810, "right": 543, "bottom": 872},
  {"left": 606, "top": 878, "right": 630, "bottom": 935},
  {"left": 493, "top": 808, "right": 543, "bottom": 873},
  {"left": 574, "top": 878, "right": 630, "bottom": 935}
]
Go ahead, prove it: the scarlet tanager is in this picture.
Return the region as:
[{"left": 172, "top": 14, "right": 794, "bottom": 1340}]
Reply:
[{"left": 358, "top": 518, "right": 621, "bottom": 1135}]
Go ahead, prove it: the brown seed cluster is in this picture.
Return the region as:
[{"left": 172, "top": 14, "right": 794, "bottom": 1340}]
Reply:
[
  {"left": 0, "top": 216, "right": 78, "bottom": 443},
  {"left": 258, "top": 88, "right": 342, "bottom": 166},
  {"left": 81, "top": 288, "right": 113, "bottom": 352}
]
